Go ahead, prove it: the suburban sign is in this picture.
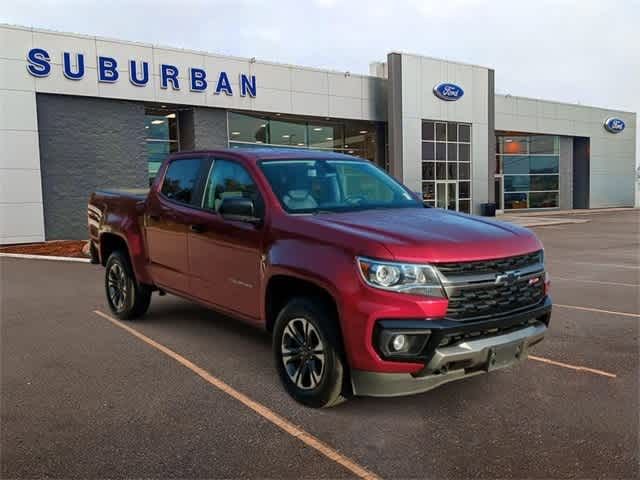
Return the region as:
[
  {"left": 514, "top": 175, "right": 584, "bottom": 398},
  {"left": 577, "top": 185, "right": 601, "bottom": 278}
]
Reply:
[
  {"left": 433, "top": 82, "right": 464, "bottom": 101},
  {"left": 26, "top": 47, "right": 257, "bottom": 97},
  {"left": 603, "top": 117, "right": 625, "bottom": 134}
]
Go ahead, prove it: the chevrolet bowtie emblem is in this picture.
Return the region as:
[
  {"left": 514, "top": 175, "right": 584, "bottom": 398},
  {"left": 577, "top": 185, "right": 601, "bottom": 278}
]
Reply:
[{"left": 495, "top": 270, "right": 521, "bottom": 286}]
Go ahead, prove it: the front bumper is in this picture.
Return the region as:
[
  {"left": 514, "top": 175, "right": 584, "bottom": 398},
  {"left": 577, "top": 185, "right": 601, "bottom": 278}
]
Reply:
[{"left": 351, "top": 298, "right": 551, "bottom": 397}]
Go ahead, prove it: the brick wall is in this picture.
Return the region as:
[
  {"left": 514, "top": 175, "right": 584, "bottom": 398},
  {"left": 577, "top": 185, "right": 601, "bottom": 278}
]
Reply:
[{"left": 36, "top": 94, "right": 146, "bottom": 240}]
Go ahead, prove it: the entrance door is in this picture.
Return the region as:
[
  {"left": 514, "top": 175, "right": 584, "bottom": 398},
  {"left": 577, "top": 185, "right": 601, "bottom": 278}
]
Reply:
[
  {"left": 436, "top": 181, "right": 458, "bottom": 211},
  {"left": 493, "top": 174, "right": 504, "bottom": 213}
]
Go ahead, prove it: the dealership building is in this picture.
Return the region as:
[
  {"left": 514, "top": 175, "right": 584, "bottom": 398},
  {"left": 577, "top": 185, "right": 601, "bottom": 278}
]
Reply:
[{"left": 0, "top": 24, "right": 637, "bottom": 243}]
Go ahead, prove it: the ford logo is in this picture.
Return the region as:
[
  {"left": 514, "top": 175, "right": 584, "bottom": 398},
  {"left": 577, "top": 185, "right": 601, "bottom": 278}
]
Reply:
[
  {"left": 604, "top": 117, "right": 625, "bottom": 134},
  {"left": 433, "top": 82, "right": 464, "bottom": 101}
]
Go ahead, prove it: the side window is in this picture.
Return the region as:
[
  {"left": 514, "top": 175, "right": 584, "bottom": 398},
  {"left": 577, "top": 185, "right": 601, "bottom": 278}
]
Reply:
[
  {"left": 161, "top": 158, "right": 204, "bottom": 205},
  {"left": 203, "top": 159, "right": 263, "bottom": 216}
]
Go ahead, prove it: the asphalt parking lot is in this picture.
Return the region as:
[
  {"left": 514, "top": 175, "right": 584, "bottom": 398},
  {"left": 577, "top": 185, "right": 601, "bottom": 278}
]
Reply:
[{"left": 1, "top": 210, "right": 638, "bottom": 479}]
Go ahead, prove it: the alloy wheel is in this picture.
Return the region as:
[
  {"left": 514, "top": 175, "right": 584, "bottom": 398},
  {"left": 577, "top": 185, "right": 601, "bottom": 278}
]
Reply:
[
  {"left": 281, "top": 317, "right": 325, "bottom": 390},
  {"left": 107, "top": 262, "right": 128, "bottom": 311}
]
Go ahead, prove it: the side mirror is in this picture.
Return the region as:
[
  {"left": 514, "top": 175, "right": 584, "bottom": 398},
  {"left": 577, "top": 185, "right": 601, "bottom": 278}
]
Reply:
[{"left": 219, "top": 197, "right": 261, "bottom": 224}]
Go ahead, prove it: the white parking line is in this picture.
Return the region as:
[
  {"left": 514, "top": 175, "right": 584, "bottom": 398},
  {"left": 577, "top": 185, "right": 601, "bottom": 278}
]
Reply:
[
  {"left": 529, "top": 355, "right": 617, "bottom": 378},
  {"left": 551, "top": 276, "right": 639, "bottom": 288},
  {"left": 554, "top": 304, "right": 640, "bottom": 318},
  {"left": 93, "top": 310, "right": 380, "bottom": 480},
  {"left": 550, "top": 260, "right": 640, "bottom": 270}
]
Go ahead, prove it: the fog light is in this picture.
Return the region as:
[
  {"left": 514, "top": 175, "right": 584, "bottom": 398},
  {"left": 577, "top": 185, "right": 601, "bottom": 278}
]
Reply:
[{"left": 391, "top": 334, "right": 407, "bottom": 352}]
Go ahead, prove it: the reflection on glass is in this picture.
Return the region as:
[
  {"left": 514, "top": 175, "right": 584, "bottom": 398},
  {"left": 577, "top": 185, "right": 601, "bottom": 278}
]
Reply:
[
  {"left": 496, "top": 134, "right": 560, "bottom": 209},
  {"left": 503, "top": 156, "right": 529, "bottom": 175},
  {"left": 145, "top": 109, "right": 179, "bottom": 184},
  {"left": 447, "top": 162, "right": 457, "bottom": 180},
  {"left": 459, "top": 163, "right": 470, "bottom": 180},
  {"left": 229, "top": 112, "right": 268, "bottom": 143},
  {"left": 422, "top": 181, "right": 435, "bottom": 201},
  {"left": 505, "top": 193, "right": 528, "bottom": 209},
  {"left": 447, "top": 143, "right": 457, "bottom": 161},
  {"left": 270, "top": 119, "right": 307, "bottom": 146},
  {"left": 530, "top": 155, "right": 559, "bottom": 174},
  {"left": 530, "top": 135, "right": 559, "bottom": 154},
  {"left": 504, "top": 175, "right": 530, "bottom": 192},
  {"left": 226, "top": 111, "right": 380, "bottom": 163},
  {"left": 421, "top": 120, "right": 472, "bottom": 212},
  {"left": 459, "top": 144, "right": 470, "bottom": 161},
  {"left": 459, "top": 124, "right": 471, "bottom": 142},
  {"left": 530, "top": 175, "right": 559, "bottom": 191},
  {"left": 308, "top": 124, "right": 344, "bottom": 150},
  {"left": 459, "top": 181, "right": 470, "bottom": 198},
  {"left": 530, "top": 192, "right": 559, "bottom": 208},
  {"left": 422, "top": 122, "right": 434, "bottom": 141},
  {"left": 422, "top": 162, "right": 435, "bottom": 180},
  {"left": 422, "top": 142, "right": 435, "bottom": 160}
]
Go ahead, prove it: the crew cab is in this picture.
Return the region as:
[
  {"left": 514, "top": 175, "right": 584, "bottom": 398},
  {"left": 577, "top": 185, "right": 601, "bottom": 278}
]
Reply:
[{"left": 88, "top": 149, "right": 551, "bottom": 408}]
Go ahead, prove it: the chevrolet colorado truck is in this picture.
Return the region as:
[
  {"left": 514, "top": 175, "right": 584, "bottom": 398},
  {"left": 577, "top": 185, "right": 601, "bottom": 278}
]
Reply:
[{"left": 88, "top": 149, "right": 551, "bottom": 408}]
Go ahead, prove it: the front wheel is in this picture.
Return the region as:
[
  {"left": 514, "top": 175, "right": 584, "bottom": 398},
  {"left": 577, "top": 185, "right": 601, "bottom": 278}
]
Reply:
[
  {"left": 273, "top": 297, "right": 347, "bottom": 408},
  {"left": 105, "top": 250, "right": 151, "bottom": 320}
]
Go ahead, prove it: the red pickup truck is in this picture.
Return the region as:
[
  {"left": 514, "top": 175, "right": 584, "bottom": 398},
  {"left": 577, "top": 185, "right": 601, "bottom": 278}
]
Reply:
[{"left": 88, "top": 149, "right": 551, "bottom": 408}]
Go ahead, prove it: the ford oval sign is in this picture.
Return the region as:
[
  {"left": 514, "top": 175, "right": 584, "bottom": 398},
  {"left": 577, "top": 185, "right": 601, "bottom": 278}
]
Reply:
[
  {"left": 433, "top": 83, "right": 464, "bottom": 101},
  {"left": 604, "top": 117, "right": 625, "bottom": 134}
]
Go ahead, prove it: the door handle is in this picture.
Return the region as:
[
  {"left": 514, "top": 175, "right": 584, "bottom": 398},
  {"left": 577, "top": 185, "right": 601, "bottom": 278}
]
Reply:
[{"left": 189, "top": 224, "right": 206, "bottom": 233}]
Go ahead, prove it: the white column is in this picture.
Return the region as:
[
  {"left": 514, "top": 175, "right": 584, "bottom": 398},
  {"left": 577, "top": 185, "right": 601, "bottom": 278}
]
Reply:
[{"left": 0, "top": 25, "right": 45, "bottom": 244}]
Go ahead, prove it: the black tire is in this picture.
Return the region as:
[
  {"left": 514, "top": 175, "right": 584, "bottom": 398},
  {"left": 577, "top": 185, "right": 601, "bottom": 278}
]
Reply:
[
  {"left": 273, "top": 297, "right": 347, "bottom": 408},
  {"left": 105, "top": 250, "right": 151, "bottom": 320}
]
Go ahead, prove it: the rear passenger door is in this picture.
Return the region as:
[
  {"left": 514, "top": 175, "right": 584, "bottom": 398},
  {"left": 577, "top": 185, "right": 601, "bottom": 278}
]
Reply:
[
  {"left": 145, "top": 156, "right": 210, "bottom": 294},
  {"left": 187, "top": 158, "right": 265, "bottom": 321}
]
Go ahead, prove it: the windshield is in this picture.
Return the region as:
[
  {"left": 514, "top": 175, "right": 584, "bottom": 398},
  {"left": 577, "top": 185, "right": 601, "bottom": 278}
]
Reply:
[{"left": 259, "top": 159, "right": 422, "bottom": 213}]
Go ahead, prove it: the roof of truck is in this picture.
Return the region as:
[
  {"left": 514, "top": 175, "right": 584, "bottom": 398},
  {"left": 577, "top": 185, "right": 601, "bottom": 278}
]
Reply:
[{"left": 171, "top": 148, "right": 367, "bottom": 163}]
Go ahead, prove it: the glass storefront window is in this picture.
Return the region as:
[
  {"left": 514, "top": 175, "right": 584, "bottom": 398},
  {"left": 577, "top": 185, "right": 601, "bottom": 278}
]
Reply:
[
  {"left": 227, "top": 112, "right": 381, "bottom": 165},
  {"left": 530, "top": 135, "right": 559, "bottom": 154},
  {"left": 270, "top": 119, "right": 307, "bottom": 147},
  {"left": 497, "top": 133, "right": 560, "bottom": 209},
  {"left": 530, "top": 155, "right": 559, "bottom": 174},
  {"left": 504, "top": 193, "right": 528, "bottom": 209},
  {"left": 421, "top": 120, "right": 472, "bottom": 212},
  {"left": 422, "top": 142, "right": 435, "bottom": 160},
  {"left": 529, "top": 192, "right": 559, "bottom": 208},
  {"left": 145, "top": 108, "right": 179, "bottom": 184},
  {"left": 229, "top": 112, "right": 268, "bottom": 143},
  {"left": 308, "top": 123, "right": 344, "bottom": 150}
]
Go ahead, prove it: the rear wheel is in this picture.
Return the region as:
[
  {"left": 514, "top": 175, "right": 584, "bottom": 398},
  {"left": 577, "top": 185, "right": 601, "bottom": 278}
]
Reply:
[
  {"left": 273, "top": 297, "right": 347, "bottom": 408},
  {"left": 105, "top": 250, "right": 151, "bottom": 320}
]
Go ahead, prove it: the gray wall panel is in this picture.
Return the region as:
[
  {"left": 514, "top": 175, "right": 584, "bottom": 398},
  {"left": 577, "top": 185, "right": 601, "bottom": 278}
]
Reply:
[
  {"left": 386, "top": 53, "right": 403, "bottom": 181},
  {"left": 36, "top": 93, "right": 146, "bottom": 240},
  {"left": 487, "top": 69, "right": 496, "bottom": 203},
  {"left": 193, "top": 108, "right": 228, "bottom": 150},
  {"left": 559, "top": 136, "right": 573, "bottom": 209}
]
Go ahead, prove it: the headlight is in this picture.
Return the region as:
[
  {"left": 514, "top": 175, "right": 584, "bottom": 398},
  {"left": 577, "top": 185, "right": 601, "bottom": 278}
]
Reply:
[{"left": 357, "top": 257, "right": 445, "bottom": 297}]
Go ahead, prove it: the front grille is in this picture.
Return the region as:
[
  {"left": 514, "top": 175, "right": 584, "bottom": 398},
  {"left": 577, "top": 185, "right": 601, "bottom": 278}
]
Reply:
[
  {"left": 435, "top": 251, "right": 542, "bottom": 276},
  {"left": 446, "top": 277, "right": 545, "bottom": 320}
]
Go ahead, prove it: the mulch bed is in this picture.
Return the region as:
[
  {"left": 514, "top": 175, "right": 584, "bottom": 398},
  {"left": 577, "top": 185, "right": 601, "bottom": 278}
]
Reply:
[{"left": 0, "top": 240, "right": 90, "bottom": 258}]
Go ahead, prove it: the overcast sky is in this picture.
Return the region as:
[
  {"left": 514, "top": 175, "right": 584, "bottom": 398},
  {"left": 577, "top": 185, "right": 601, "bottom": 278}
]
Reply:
[{"left": 3, "top": 0, "right": 639, "bottom": 166}]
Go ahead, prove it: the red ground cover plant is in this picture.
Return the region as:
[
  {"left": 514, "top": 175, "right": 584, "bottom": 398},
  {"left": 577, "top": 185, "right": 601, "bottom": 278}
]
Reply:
[{"left": 0, "top": 240, "right": 89, "bottom": 258}]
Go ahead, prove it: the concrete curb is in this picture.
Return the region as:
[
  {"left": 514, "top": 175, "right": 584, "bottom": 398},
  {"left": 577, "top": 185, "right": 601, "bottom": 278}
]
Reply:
[{"left": 0, "top": 253, "right": 91, "bottom": 263}]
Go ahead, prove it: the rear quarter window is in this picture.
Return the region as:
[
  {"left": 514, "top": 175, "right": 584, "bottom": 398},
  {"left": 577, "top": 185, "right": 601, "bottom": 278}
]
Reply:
[{"left": 161, "top": 158, "right": 206, "bottom": 205}]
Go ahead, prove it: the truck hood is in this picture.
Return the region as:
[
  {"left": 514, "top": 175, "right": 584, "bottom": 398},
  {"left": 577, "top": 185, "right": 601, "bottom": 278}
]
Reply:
[{"left": 304, "top": 207, "right": 542, "bottom": 263}]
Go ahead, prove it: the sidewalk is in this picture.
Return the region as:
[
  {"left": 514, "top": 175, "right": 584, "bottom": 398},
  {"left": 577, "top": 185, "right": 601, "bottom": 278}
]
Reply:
[{"left": 495, "top": 206, "right": 637, "bottom": 227}]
